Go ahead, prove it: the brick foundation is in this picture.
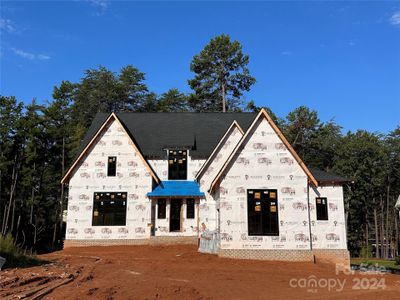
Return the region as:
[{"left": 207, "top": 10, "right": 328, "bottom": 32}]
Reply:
[
  {"left": 218, "top": 248, "right": 350, "bottom": 264},
  {"left": 64, "top": 236, "right": 198, "bottom": 248},
  {"left": 64, "top": 239, "right": 149, "bottom": 248},
  {"left": 149, "top": 236, "right": 197, "bottom": 245},
  {"left": 218, "top": 249, "right": 314, "bottom": 261},
  {"left": 312, "top": 249, "right": 350, "bottom": 265}
]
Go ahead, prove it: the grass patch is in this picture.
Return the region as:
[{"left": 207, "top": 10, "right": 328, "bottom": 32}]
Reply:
[
  {"left": 0, "top": 233, "right": 45, "bottom": 269},
  {"left": 351, "top": 258, "right": 400, "bottom": 271}
]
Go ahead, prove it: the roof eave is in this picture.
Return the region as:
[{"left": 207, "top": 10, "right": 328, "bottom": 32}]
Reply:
[{"left": 317, "top": 179, "right": 354, "bottom": 186}]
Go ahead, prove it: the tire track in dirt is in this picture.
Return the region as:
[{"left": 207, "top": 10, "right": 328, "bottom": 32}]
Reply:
[{"left": 2, "top": 245, "right": 400, "bottom": 299}]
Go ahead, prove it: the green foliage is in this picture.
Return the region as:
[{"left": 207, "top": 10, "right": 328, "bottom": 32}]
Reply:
[
  {"left": 352, "top": 258, "right": 400, "bottom": 270},
  {"left": 157, "top": 89, "right": 190, "bottom": 112},
  {"left": 278, "top": 105, "right": 342, "bottom": 170},
  {"left": 0, "top": 233, "right": 18, "bottom": 254},
  {"left": 395, "top": 256, "right": 400, "bottom": 265},
  {"left": 0, "top": 234, "right": 42, "bottom": 269},
  {"left": 278, "top": 106, "right": 399, "bottom": 257},
  {"left": 188, "top": 34, "right": 256, "bottom": 112},
  {"left": 67, "top": 65, "right": 150, "bottom": 128},
  {"left": 359, "top": 245, "right": 373, "bottom": 259},
  {"left": 284, "top": 106, "right": 320, "bottom": 154},
  {"left": 0, "top": 96, "right": 23, "bottom": 183},
  {"left": 332, "top": 131, "right": 388, "bottom": 254}
]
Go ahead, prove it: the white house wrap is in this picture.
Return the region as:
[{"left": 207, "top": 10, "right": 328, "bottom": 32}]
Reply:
[
  {"left": 66, "top": 118, "right": 153, "bottom": 241},
  {"left": 62, "top": 110, "right": 350, "bottom": 263}
]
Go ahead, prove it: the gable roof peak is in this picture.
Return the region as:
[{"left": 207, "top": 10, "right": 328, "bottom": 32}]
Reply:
[
  {"left": 209, "top": 107, "right": 318, "bottom": 191},
  {"left": 195, "top": 120, "right": 244, "bottom": 181},
  {"left": 61, "top": 112, "right": 160, "bottom": 184}
]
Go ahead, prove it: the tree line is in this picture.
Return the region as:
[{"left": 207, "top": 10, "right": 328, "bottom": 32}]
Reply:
[{"left": 0, "top": 34, "right": 399, "bottom": 258}]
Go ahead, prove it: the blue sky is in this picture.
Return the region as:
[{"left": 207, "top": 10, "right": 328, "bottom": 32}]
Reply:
[{"left": 1, "top": 1, "right": 399, "bottom": 133}]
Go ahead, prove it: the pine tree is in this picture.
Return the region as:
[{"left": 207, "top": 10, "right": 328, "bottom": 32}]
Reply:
[{"left": 188, "top": 34, "right": 255, "bottom": 112}]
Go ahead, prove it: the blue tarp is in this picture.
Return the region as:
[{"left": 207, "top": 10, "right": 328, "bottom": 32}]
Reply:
[{"left": 147, "top": 181, "right": 205, "bottom": 198}]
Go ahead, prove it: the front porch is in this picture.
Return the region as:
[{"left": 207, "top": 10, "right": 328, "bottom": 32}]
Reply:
[{"left": 147, "top": 181, "right": 205, "bottom": 237}]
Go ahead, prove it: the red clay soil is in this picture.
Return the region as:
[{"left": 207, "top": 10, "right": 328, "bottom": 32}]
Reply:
[{"left": 2, "top": 245, "right": 400, "bottom": 299}]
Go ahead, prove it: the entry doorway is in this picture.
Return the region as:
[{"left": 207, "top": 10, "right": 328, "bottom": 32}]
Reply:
[{"left": 170, "top": 199, "right": 182, "bottom": 232}]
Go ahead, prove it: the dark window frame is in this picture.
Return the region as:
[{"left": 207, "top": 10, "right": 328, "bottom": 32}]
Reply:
[
  {"left": 157, "top": 199, "right": 166, "bottom": 219},
  {"left": 186, "top": 198, "right": 195, "bottom": 219},
  {"left": 92, "top": 192, "right": 127, "bottom": 226},
  {"left": 107, "top": 156, "right": 117, "bottom": 177},
  {"left": 168, "top": 150, "right": 187, "bottom": 180},
  {"left": 316, "top": 197, "right": 329, "bottom": 221},
  {"left": 247, "top": 189, "right": 279, "bottom": 236}
]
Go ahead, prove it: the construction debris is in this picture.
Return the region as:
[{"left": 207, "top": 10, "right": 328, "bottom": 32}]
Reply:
[{"left": 0, "top": 261, "right": 78, "bottom": 300}]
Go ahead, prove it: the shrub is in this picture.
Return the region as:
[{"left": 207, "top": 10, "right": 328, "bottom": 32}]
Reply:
[
  {"left": 0, "top": 233, "right": 42, "bottom": 269},
  {"left": 395, "top": 256, "right": 400, "bottom": 266},
  {"left": 359, "top": 245, "right": 373, "bottom": 259}
]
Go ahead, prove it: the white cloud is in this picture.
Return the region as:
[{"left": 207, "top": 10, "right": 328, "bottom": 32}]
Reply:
[
  {"left": 390, "top": 11, "right": 400, "bottom": 26},
  {"left": 11, "top": 48, "right": 50, "bottom": 60},
  {"left": 88, "top": 0, "right": 109, "bottom": 16},
  {"left": 89, "top": 0, "right": 108, "bottom": 9},
  {"left": 281, "top": 51, "right": 292, "bottom": 56},
  {"left": 37, "top": 54, "right": 51, "bottom": 60},
  {"left": 0, "top": 18, "right": 16, "bottom": 33}
]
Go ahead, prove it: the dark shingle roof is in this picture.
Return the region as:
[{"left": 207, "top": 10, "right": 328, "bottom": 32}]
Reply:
[
  {"left": 309, "top": 168, "right": 352, "bottom": 184},
  {"left": 74, "top": 113, "right": 351, "bottom": 185},
  {"left": 78, "top": 112, "right": 256, "bottom": 159}
]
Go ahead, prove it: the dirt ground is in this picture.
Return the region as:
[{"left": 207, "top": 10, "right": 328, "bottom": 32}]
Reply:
[{"left": 1, "top": 245, "right": 400, "bottom": 300}]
